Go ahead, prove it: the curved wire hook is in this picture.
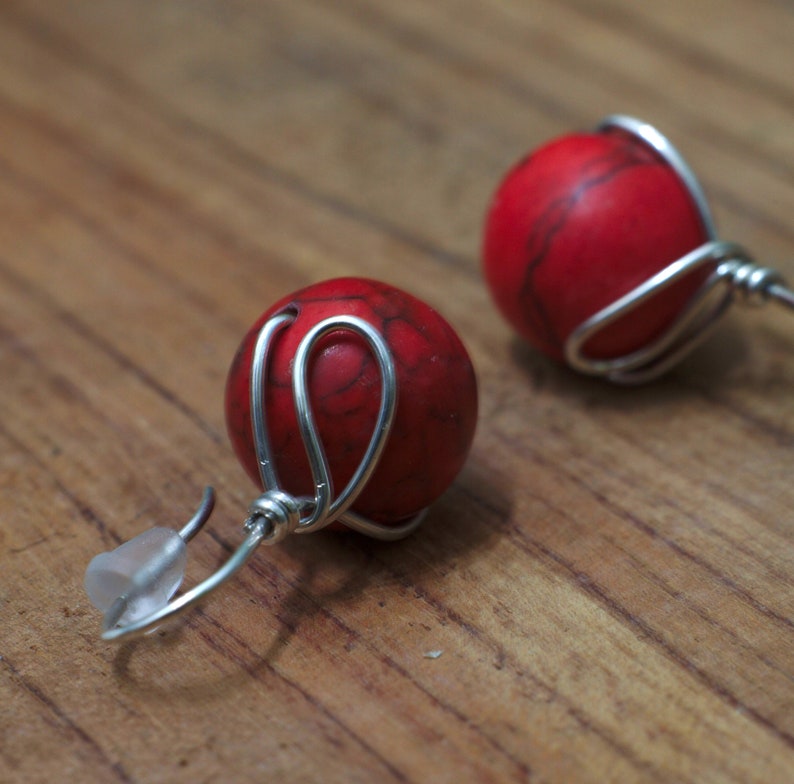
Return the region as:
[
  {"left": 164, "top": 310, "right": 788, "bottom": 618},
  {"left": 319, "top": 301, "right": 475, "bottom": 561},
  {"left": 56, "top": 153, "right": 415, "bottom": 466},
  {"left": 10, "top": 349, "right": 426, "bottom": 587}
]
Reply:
[
  {"left": 100, "top": 486, "right": 266, "bottom": 641},
  {"left": 89, "top": 311, "right": 423, "bottom": 641}
]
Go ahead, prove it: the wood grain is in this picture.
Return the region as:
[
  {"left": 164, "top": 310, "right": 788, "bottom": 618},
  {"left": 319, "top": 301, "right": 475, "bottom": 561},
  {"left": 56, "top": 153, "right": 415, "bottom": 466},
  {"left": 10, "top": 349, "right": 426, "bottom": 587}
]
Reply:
[{"left": 0, "top": 1, "right": 792, "bottom": 781}]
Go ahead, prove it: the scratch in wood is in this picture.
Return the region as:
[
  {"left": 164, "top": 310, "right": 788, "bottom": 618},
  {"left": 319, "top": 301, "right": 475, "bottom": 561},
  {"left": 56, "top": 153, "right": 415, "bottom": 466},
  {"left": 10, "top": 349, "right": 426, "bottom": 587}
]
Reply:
[
  {"left": 1, "top": 654, "right": 133, "bottom": 783},
  {"left": 0, "top": 250, "right": 223, "bottom": 447},
  {"left": 511, "top": 428, "right": 794, "bottom": 632},
  {"left": 0, "top": 419, "right": 121, "bottom": 545},
  {"left": 9, "top": 535, "right": 50, "bottom": 555},
  {"left": 0, "top": 2, "right": 480, "bottom": 275},
  {"left": 516, "top": 530, "right": 794, "bottom": 750},
  {"left": 196, "top": 531, "right": 536, "bottom": 781},
  {"left": 607, "top": 535, "right": 794, "bottom": 684},
  {"left": 194, "top": 610, "right": 412, "bottom": 784}
]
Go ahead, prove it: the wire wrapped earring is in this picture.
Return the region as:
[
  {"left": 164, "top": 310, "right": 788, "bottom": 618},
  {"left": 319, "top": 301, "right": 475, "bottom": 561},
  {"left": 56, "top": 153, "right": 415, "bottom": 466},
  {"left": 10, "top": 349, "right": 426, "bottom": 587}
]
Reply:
[
  {"left": 85, "top": 278, "right": 478, "bottom": 641},
  {"left": 483, "top": 115, "right": 794, "bottom": 383}
]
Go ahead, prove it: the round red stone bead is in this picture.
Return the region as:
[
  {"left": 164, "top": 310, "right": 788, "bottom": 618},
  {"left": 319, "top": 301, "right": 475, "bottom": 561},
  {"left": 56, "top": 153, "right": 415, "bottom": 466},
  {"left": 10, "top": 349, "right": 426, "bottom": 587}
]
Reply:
[
  {"left": 482, "top": 127, "right": 711, "bottom": 362},
  {"left": 225, "top": 278, "right": 478, "bottom": 527}
]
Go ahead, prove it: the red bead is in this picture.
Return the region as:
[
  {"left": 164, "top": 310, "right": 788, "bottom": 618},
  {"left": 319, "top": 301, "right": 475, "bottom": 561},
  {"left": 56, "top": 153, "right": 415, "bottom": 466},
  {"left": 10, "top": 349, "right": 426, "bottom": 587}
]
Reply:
[
  {"left": 225, "top": 278, "right": 478, "bottom": 526},
  {"left": 482, "top": 127, "right": 711, "bottom": 362}
]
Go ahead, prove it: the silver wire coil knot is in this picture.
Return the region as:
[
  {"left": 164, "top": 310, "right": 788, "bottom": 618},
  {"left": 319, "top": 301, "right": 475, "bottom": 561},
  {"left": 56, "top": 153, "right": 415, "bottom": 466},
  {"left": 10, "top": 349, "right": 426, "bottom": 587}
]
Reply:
[
  {"left": 720, "top": 259, "right": 784, "bottom": 307},
  {"left": 246, "top": 489, "right": 303, "bottom": 545}
]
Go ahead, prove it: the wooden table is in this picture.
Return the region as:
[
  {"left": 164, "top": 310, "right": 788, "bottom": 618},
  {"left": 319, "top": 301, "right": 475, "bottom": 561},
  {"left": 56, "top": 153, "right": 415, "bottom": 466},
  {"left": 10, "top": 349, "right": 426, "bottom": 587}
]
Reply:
[{"left": 2, "top": 1, "right": 792, "bottom": 781}]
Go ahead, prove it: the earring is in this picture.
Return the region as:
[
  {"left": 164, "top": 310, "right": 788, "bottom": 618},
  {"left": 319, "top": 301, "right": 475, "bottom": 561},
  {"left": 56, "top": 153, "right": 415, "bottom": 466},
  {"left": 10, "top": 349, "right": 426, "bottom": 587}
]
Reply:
[
  {"left": 483, "top": 115, "right": 794, "bottom": 383},
  {"left": 84, "top": 277, "right": 478, "bottom": 640}
]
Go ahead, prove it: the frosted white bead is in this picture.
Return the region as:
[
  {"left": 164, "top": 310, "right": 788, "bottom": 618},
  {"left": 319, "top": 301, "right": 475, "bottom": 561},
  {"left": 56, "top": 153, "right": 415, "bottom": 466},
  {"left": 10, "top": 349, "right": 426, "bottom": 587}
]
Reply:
[{"left": 84, "top": 527, "right": 187, "bottom": 626}]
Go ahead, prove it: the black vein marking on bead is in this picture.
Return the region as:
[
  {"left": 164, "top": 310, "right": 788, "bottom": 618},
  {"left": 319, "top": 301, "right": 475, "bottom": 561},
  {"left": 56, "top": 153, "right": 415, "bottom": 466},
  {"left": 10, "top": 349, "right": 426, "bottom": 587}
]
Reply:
[
  {"left": 518, "top": 145, "right": 656, "bottom": 353},
  {"left": 311, "top": 344, "right": 376, "bottom": 402},
  {"left": 263, "top": 287, "right": 474, "bottom": 517},
  {"left": 382, "top": 315, "right": 436, "bottom": 355}
]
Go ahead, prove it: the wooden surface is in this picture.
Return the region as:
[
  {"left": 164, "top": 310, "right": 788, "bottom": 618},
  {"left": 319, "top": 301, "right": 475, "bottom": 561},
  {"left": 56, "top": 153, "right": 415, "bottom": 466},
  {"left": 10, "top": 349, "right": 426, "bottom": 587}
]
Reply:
[{"left": 1, "top": 1, "right": 793, "bottom": 782}]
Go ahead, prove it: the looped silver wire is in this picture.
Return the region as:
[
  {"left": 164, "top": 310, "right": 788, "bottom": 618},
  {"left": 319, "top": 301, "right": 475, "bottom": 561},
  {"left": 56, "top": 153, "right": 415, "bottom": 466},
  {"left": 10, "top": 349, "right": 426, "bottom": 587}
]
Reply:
[
  {"left": 565, "top": 241, "right": 750, "bottom": 383},
  {"left": 250, "top": 310, "right": 423, "bottom": 541},
  {"left": 563, "top": 116, "right": 794, "bottom": 384},
  {"left": 100, "top": 311, "right": 421, "bottom": 640}
]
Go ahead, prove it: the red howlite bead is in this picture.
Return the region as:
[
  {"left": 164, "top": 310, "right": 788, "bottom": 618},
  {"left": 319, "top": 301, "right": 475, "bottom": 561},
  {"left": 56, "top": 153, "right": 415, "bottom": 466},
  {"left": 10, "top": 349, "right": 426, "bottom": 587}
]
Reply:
[
  {"left": 482, "top": 128, "right": 711, "bottom": 362},
  {"left": 225, "top": 278, "right": 478, "bottom": 526}
]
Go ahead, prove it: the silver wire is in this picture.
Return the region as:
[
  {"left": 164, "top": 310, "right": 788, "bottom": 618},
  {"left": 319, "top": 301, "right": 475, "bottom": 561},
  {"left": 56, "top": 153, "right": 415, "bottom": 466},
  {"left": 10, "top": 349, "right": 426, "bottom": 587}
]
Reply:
[
  {"left": 250, "top": 311, "right": 295, "bottom": 492},
  {"left": 178, "top": 486, "right": 216, "bottom": 542},
  {"left": 289, "top": 315, "right": 399, "bottom": 533},
  {"left": 249, "top": 311, "right": 419, "bottom": 539},
  {"left": 564, "top": 116, "right": 794, "bottom": 384}
]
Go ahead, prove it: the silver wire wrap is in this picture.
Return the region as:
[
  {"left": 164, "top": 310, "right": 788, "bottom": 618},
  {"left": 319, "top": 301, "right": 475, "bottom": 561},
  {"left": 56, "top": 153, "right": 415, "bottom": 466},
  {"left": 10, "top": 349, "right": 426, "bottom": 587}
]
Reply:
[
  {"left": 101, "top": 312, "right": 422, "bottom": 641},
  {"left": 248, "top": 310, "right": 423, "bottom": 542},
  {"left": 564, "top": 115, "right": 794, "bottom": 384}
]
